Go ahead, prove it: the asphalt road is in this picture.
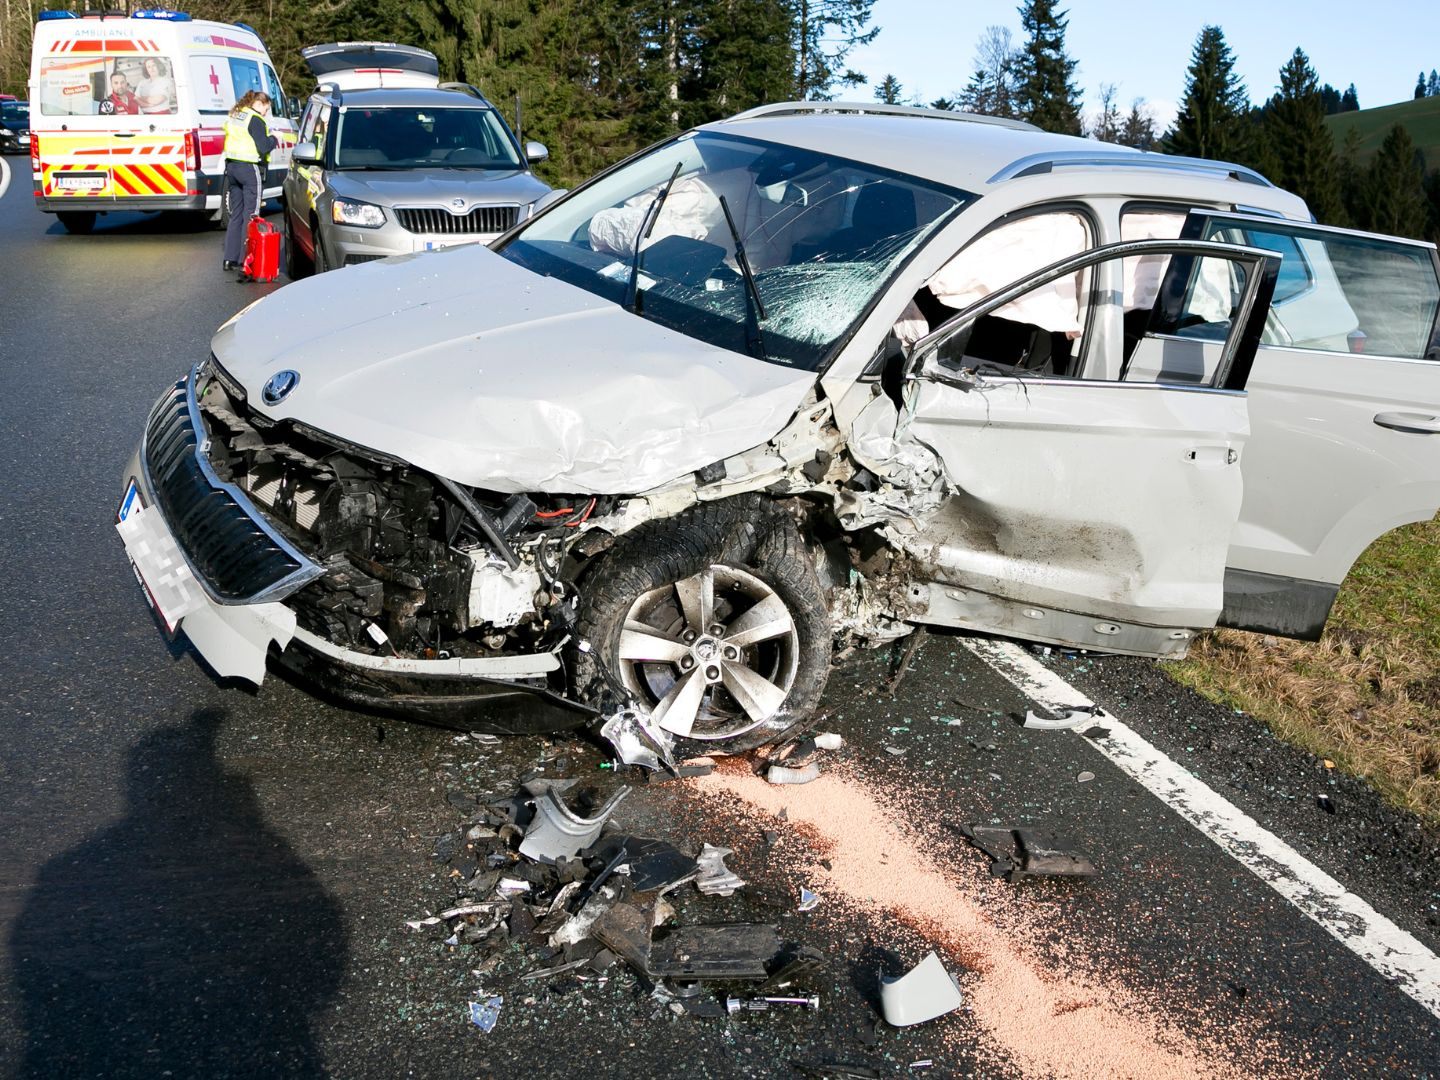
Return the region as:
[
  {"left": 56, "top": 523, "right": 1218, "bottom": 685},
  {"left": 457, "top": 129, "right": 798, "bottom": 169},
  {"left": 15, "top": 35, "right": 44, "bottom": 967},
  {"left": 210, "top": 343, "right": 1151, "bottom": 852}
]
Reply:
[{"left": 1, "top": 177, "right": 1437, "bottom": 1079}]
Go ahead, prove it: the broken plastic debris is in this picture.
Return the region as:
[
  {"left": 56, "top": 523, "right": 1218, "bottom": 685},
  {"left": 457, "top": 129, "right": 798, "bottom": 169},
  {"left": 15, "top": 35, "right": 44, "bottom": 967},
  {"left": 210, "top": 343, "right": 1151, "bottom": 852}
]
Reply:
[
  {"left": 695, "top": 844, "right": 746, "bottom": 896},
  {"left": 592, "top": 834, "right": 698, "bottom": 892},
  {"left": 726, "top": 993, "right": 821, "bottom": 1014},
  {"left": 599, "top": 704, "right": 676, "bottom": 772},
  {"left": 519, "top": 785, "right": 630, "bottom": 864},
  {"left": 767, "top": 761, "right": 822, "bottom": 785},
  {"left": 405, "top": 916, "right": 442, "bottom": 931},
  {"left": 813, "top": 732, "right": 844, "bottom": 751},
  {"left": 648, "top": 923, "right": 782, "bottom": 980},
  {"left": 496, "top": 877, "right": 532, "bottom": 895},
  {"left": 879, "top": 951, "right": 964, "bottom": 1027},
  {"left": 884, "top": 746, "right": 907, "bottom": 757},
  {"left": 1076, "top": 771, "right": 1095, "bottom": 783},
  {"left": 468, "top": 996, "right": 503, "bottom": 1033},
  {"left": 1022, "top": 707, "right": 1097, "bottom": 731},
  {"left": 797, "top": 886, "right": 820, "bottom": 912},
  {"left": 960, "top": 826, "right": 1097, "bottom": 880},
  {"left": 1317, "top": 793, "right": 1337, "bottom": 814}
]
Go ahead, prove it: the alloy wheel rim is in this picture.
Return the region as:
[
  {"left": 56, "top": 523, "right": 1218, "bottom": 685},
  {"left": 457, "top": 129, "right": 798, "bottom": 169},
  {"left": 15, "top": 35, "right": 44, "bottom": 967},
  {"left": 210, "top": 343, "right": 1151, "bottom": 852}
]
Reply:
[{"left": 616, "top": 564, "right": 799, "bottom": 741}]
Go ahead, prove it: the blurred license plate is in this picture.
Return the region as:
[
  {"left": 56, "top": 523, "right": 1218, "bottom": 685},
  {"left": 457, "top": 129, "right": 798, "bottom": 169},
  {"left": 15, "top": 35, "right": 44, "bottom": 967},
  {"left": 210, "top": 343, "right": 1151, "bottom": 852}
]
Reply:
[{"left": 56, "top": 172, "right": 106, "bottom": 191}]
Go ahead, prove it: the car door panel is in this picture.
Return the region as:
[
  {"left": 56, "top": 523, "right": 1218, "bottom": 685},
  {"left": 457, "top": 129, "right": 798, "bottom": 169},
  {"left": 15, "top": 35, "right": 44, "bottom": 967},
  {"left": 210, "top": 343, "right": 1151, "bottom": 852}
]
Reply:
[
  {"left": 871, "top": 239, "right": 1279, "bottom": 656},
  {"left": 1180, "top": 212, "right": 1440, "bottom": 636}
]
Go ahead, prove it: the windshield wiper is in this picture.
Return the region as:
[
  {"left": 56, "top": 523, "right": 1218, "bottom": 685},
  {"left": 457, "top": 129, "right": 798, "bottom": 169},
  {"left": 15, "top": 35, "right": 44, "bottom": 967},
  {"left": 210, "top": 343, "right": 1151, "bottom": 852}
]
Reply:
[
  {"left": 717, "top": 194, "right": 768, "bottom": 360},
  {"left": 624, "top": 161, "right": 682, "bottom": 314}
]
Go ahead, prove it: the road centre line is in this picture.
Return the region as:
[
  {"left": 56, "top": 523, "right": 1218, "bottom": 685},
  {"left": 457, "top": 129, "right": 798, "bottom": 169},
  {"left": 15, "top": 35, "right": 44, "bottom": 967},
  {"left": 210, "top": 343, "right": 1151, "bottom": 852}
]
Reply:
[{"left": 964, "top": 636, "right": 1440, "bottom": 1022}]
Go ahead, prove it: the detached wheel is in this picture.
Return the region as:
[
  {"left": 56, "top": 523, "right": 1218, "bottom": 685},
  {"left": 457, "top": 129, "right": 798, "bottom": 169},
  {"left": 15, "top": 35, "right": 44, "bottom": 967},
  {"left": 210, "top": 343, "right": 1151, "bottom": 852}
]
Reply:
[
  {"left": 577, "top": 498, "right": 830, "bottom": 756},
  {"left": 57, "top": 211, "right": 96, "bottom": 234}
]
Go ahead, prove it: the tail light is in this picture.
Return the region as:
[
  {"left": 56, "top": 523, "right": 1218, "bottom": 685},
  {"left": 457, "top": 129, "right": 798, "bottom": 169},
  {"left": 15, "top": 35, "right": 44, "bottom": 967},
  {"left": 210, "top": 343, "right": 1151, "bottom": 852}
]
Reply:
[
  {"left": 29, "top": 132, "right": 39, "bottom": 174},
  {"left": 184, "top": 129, "right": 200, "bottom": 172}
]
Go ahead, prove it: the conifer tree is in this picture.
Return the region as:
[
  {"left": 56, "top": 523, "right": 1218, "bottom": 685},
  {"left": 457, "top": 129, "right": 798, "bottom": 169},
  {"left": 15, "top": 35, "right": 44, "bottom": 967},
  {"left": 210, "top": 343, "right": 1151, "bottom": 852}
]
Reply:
[
  {"left": 1166, "top": 25, "right": 1249, "bottom": 161},
  {"left": 1014, "top": 0, "right": 1082, "bottom": 134},
  {"left": 1417, "top": 72, "right": 1428, "bottom": 99},
  {"left": 1264, "top": 48, "right": 1342, "bottom": 223},
  {"left": 1340, "top": 83, "right": 1359, "bottom": 112},
  {"left": 1120, "top": 99, "right": 1157, "bottom": 150},
  {"left": 1429, "top": 70, "right": 1440, "bottom": 96},
  {"left": 873, "top": 74, "right": 904, "bottom": 104},
  {"left": 790, "top": 0, "right": 878, "bottom": 100},
  {"left": 1361, "top": 125, "right": 1428, "bottom": 238}
]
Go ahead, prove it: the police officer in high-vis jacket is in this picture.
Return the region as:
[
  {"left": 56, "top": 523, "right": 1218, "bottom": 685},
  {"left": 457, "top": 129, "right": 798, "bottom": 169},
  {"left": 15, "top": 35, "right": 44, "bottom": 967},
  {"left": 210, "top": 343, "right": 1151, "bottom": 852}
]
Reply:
[{"left": 222, "top": 90, "right": 277, "bottom": 277}]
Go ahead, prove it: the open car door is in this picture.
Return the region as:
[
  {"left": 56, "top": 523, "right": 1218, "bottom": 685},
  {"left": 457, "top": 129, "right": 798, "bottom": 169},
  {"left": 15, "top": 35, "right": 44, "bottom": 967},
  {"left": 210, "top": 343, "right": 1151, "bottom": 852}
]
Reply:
[
  {"left": 890, "top": 239, "right": 1280, "bottom": 657},
  {"left": 1178, "top": 212, "right": 1440, "bottom": 638}
]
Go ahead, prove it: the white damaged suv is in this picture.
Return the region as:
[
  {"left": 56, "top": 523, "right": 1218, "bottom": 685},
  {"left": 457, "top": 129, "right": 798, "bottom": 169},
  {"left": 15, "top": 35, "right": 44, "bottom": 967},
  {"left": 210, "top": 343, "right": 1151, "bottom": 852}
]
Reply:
[{"left": 116, "top": 102, "right": 1440, "bottom": 760}]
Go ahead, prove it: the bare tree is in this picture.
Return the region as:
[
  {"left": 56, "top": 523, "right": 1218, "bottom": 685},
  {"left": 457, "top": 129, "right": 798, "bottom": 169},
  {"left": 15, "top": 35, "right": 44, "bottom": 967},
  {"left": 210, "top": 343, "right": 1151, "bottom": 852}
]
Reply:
[
  {"left": 1090, "top": 82, "right": 1121, "bottom": 142},
  {"left": 960, "top": 25, "right": 1019, "bottom": 118}
]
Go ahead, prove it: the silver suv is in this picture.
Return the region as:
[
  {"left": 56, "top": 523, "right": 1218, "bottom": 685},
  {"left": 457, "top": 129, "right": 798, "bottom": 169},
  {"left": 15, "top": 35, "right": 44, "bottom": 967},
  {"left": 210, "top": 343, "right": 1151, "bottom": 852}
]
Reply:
[
  {"left": 282, "top": 72, "right": 551, "bottom": 275},
  {"left": 120, "top": 102, "right": 1440, "bottom": 762}
]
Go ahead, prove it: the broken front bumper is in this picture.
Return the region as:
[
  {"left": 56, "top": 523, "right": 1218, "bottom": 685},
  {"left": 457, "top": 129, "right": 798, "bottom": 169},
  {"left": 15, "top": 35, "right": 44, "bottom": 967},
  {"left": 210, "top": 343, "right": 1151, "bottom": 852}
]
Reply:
[{"left": 115, "top": 369, "right": 592, "bottom": 731}]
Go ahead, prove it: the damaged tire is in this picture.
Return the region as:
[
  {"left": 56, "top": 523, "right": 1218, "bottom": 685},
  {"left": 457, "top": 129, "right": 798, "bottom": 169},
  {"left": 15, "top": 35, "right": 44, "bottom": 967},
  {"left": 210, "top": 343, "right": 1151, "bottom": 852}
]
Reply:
[{"left": 576, "top": 497, "right": 830, "bottom": 756}]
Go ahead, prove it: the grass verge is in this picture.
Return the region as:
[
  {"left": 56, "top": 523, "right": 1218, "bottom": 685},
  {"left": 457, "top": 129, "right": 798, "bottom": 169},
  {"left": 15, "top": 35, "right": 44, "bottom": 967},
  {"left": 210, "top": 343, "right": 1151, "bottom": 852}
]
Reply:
[{"left": 1168, "top": 516, "right": 1440, "bottom": 826}]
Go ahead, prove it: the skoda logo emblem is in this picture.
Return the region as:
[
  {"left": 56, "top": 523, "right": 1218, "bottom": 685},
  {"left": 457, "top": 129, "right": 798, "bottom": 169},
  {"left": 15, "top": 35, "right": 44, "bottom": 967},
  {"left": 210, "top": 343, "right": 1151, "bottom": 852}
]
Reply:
[
  {"left": 262, "top": 369, "right": 300, "bottom": 405},
  {"left": 452, "top": 198, "right": 466, "bottom": 209}
]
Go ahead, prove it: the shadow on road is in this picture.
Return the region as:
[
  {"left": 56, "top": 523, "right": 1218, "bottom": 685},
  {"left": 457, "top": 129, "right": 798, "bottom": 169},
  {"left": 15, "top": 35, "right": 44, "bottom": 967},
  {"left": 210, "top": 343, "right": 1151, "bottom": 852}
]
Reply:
[{"left": 9, "top": 708, "right": 347, "bottom": 1078}]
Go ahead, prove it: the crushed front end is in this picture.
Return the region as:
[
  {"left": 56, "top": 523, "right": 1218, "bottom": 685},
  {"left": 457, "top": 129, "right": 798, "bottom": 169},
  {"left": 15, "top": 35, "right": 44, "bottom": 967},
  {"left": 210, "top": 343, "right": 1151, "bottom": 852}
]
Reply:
[{"left": 116, "top": 363, "right": 597, "bottom": 732}]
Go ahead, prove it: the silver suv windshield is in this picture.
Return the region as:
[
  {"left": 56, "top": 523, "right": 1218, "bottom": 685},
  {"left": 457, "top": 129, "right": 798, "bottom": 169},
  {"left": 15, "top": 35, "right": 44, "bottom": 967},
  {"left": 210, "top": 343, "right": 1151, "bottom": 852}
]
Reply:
[
  {"left": 497, "top": 131, "right": 972, "bottom": 371},
  {"left": 334, "top": 106, "right": 522, "bottom": 170}
]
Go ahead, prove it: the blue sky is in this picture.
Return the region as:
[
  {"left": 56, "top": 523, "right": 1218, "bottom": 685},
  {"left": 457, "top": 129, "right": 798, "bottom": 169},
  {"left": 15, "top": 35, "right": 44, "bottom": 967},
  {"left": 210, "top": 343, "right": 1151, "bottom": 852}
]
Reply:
[{"left": 847, "top": 0, "right": 1440, "bottom": 129}]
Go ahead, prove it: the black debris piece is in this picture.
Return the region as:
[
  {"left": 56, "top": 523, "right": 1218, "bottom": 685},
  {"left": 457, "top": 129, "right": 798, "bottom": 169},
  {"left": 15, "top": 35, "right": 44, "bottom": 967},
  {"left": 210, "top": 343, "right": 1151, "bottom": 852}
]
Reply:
[
  {"left": 760, "top": 945, "right": 826, "bottom": 991},
  {"left": 431, "top": 831, "right": 462, "bottom": 862},
  {"left": 1317, "top": 794, "right": 1337, "bottom": 814},
  {"left": 648, "top": 923, "right": 782, "bottom": 980},
  {"left": 960, "top": 825, "right": 1097, "bottom": 880},
  {"left": 591, "top": 834, "right": 698, "bottom": 893},
  {"left": 591, "top": 899, "right": 655, "bottom": 978}
]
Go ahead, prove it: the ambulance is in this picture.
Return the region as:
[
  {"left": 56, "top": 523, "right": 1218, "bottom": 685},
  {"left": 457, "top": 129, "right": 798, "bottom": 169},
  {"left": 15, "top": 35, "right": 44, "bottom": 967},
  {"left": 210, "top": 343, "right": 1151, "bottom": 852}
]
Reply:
[{"left": 28, "top": 9, "right": 296, "bottom": 233}]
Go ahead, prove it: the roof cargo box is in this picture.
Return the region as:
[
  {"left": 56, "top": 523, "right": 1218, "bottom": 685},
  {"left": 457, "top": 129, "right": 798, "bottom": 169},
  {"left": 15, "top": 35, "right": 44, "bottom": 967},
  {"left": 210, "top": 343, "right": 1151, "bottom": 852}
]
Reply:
[{"left": 301, "top": 42, "right": 439, "bottom": 91}]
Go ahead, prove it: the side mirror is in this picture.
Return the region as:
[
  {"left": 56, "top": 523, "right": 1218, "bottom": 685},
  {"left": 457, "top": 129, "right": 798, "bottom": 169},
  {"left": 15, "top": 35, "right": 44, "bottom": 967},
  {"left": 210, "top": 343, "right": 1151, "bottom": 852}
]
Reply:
[
  {"left": 291, "top": 140, "right": 319, "bottom": 165},
  {"left": 525, "top": 140, "right": 548, "bottom": 165}
]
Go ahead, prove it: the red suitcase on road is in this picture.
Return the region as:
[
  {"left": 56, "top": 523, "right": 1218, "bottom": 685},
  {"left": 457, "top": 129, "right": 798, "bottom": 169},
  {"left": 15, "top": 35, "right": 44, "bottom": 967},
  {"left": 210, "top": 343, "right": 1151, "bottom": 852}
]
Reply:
[{"left": 242, "top": 216, "right": 281, "bottom": 282}]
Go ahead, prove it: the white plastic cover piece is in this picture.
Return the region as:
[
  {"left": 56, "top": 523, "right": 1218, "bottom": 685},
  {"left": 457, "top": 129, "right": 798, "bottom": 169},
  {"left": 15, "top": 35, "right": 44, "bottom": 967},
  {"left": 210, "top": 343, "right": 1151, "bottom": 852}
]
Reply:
[{"left": 879, "top": 951, "right": 964, "bottom": 1027}]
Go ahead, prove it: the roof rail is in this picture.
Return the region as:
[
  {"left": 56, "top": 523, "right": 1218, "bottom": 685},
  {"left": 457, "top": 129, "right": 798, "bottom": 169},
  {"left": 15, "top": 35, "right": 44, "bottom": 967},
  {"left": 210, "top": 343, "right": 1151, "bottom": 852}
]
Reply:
[
  {"left": 439, "top": 81, "right": 492, "bottom": 106},
  {"left": 726, "top": 100, "right": 1041, "bottom": 132},
  {"left": 989, "top": 149, "right": 1274, "bottom": 187}
]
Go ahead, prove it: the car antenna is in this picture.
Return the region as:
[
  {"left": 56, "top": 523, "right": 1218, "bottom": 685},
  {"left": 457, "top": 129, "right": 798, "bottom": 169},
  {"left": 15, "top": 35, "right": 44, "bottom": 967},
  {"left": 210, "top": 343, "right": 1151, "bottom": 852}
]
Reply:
[{"left": 624, "top": 161, "right": 683, "bottom": 314}]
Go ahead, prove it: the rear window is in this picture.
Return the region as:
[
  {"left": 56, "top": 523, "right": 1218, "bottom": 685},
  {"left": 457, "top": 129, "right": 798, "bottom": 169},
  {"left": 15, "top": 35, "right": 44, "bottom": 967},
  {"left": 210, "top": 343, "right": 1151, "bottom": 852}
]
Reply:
[{"left": 38, "top": 55, "right": 177, "bottom": 117}]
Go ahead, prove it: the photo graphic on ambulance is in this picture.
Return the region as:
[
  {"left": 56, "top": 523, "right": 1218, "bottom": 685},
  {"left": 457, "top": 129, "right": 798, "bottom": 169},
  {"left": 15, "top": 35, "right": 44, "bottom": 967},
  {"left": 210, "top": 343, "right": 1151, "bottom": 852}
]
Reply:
[{"left": 38, "top": 56, "right": 177, "bottom": 117}]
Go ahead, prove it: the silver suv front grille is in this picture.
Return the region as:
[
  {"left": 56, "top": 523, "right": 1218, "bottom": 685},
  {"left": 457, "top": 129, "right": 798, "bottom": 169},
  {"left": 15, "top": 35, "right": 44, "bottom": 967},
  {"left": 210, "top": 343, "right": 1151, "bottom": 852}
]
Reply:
[{"left": 394, "top": 205, "right": 519, "bottom": 236}]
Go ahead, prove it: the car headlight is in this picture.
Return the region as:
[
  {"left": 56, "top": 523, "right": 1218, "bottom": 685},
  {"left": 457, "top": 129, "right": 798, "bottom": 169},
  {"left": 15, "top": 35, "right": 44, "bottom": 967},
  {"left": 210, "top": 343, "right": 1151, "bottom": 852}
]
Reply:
[{"left": 331, "top": 198, "right": 386, "bottom": 228}]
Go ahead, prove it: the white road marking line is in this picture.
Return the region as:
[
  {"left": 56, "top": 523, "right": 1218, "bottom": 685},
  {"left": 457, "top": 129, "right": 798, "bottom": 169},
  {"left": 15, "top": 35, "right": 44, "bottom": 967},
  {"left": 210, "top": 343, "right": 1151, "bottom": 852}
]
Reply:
[{"left": 964, "top": 636, "right": 1440, "bottom": 1021}]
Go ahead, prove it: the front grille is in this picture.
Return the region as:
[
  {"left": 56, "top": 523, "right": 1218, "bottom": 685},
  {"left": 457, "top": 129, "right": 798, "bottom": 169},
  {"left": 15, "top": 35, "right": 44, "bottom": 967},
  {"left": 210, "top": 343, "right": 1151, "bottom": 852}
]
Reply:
[
  {"left": 344, "top": 253, "right": 386, "bottom": 266},
  {"left": 394, "top": 204, "right": 519, "bottom": 236},
  {"left": 142, "top": 375, "right": 322, "bottom": 604}
]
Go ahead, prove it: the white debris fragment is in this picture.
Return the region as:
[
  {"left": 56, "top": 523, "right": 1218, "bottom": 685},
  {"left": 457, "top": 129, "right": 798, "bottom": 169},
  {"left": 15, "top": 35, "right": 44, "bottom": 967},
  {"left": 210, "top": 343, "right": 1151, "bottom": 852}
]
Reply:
[
  {"left": 695, "top": 844, "right": 746, "bottom": 896},
  {"left": 1077, "top": 771, "right": 1096, "bottom": 784},
  {"left": 797, "top": 886, "right": 820, "bottom": 912},
  {"left": 496, "top": 878, "right": 532, "bottom": 896},
  {"left": 468, "top": 996, "right": 503, "bottom": 1033},
  {"left": 1023, "top": 709, "right": 1096, "bottom": 731},
  {"left": 766, "top": 762, "right": 822, "bottom": 785},
  {"left": 813, "top": 732, "right": 844, "bottom": 751},
  {"left": 405, "top": 916, "right": 442, "bottom": 931}
]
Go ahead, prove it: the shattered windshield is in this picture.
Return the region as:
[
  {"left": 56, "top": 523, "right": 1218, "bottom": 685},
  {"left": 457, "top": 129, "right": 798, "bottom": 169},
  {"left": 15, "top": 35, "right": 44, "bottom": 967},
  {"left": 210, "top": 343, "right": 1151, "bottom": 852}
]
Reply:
[
  {"left": 497, "top": 131, "right": 972, "bottom": 370},
  {"left": 334, "top": 106, "right": 522, "bottom": 170}
]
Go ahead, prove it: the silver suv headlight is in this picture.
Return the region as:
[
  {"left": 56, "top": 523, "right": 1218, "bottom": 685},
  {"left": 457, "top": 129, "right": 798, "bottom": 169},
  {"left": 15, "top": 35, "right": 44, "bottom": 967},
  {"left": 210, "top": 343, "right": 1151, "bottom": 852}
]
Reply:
[{"left": 331, "top": 197, "right": 386, "bottom": 228}]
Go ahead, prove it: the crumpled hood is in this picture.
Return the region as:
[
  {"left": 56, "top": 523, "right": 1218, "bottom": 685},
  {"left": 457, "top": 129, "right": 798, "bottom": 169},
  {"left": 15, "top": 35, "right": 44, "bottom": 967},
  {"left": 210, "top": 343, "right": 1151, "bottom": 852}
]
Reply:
[
  {"left": 325, "top": 167, "right": 551, "bottom": 209},
  {"left": 211, "top": 245, "right": 817, "bottom": 494}
]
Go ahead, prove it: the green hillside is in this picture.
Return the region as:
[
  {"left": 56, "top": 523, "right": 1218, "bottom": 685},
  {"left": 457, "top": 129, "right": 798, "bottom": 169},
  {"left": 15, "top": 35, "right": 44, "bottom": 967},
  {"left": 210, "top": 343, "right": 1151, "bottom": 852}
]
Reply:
[{"left": 1325, "top": 95, "right": 1440, "bottom": 163}]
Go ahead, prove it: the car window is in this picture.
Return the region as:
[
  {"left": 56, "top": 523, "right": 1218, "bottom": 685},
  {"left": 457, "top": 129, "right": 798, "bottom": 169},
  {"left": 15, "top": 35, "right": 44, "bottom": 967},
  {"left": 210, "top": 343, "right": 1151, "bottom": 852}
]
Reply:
[
  {"left": 1195, "top": 218, "right": 1440, "bottom": 359},
  {"left": 263, "top": 66, "right": 287, "bottom": 119},
  {"left": 924, "top": 246, "right": 1259, "bottom": 389},
  {"left": 38, "top": 54, "right": 177, "bottom": 116},
  {"left": 893, "top": 210, "right": 1093, "bottom": 368},
  {"left": 333, "top": 106, "right": 522, "bottom": 170},
  {"left": 498, "top": 130, "right": 972, "bottom": 371}
]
